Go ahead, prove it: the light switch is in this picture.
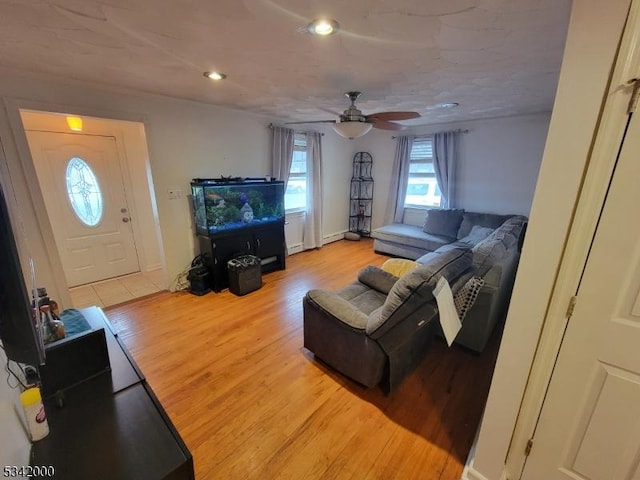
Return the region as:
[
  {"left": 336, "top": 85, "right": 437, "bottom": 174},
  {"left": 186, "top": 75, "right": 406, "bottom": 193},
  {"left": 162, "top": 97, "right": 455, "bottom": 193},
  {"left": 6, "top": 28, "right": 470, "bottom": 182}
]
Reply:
[{"left": 168, "top": 188, "right": 182, "bottom": 200}]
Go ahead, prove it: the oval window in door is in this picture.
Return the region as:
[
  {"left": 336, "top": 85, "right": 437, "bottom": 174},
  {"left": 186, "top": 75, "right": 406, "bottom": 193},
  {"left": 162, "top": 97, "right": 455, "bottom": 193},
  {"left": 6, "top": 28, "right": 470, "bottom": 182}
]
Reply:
[{"left": 65, "top": 157, "right": 103, "bottom": 226}]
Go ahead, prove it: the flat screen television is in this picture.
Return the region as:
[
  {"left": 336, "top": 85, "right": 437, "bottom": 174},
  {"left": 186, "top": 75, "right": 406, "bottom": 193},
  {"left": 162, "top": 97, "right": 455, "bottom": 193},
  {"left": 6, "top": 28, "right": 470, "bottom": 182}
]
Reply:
[
  {"left": 0, "top": 183, "right": 45, "bottom": 366},
  {"left": 191, "top": 179, "right": 285, "bottom": 236}
]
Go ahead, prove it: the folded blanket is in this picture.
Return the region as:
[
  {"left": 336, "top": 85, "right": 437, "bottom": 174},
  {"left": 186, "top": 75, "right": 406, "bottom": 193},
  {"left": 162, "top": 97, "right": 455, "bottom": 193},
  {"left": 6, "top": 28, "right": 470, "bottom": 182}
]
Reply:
[{"left": 59, "top": 309, "right": 91, "bottom": 336}]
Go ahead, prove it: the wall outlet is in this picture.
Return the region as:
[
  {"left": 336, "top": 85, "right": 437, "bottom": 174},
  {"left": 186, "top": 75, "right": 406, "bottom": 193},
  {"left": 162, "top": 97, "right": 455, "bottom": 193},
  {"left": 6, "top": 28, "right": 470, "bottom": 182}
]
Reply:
[{"left": 168, "top": 188, "right": 182, "bottom": 200}]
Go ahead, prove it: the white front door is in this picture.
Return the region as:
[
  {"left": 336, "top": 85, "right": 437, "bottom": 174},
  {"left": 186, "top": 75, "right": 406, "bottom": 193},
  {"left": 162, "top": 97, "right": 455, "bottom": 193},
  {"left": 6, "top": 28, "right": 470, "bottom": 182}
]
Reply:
[
  {"left": 521, "top": 110, "right": 640, "bottom": 478},
  {"left": 26, "top": 131, "right": 140, "bottom": 287}
]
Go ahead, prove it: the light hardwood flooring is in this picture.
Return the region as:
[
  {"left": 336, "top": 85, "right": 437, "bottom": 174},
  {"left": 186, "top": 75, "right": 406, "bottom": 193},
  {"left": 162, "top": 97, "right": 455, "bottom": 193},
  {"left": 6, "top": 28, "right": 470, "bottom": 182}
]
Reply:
[{"left": 105, "top": 239, "right": 500, "bottom": 480}]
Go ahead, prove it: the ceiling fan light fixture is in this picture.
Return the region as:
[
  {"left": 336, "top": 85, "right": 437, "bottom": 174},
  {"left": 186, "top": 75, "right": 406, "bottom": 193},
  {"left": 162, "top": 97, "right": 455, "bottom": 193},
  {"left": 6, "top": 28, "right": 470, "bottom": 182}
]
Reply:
[
  {"left": 307, "top": 18, "right": 339, "bottom": 36},
  {"left": 204, "top": 71, "right": 227, "bottom": 81},
  {"left": 332, "top": 121, "right": 372, "bottom": 140}
]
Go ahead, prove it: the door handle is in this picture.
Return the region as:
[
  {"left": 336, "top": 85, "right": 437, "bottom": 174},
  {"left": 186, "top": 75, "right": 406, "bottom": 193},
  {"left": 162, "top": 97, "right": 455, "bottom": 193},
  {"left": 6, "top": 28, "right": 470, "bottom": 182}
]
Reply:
[{"left": 122, "top": 217, "right": 131, "bottom": 223}]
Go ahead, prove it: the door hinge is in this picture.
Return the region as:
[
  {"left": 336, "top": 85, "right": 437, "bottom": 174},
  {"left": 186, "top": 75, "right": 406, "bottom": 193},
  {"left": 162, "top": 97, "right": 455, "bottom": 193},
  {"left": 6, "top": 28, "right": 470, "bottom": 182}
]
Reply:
[
  {"left": 525, "top": 438, "right": 534, "bottom": 456},
  {"left": 566, "top": 296, "right": 577, "bottom": 318},
  {"left": 627, "top": 78, "right": 640, "bottom": 114}
]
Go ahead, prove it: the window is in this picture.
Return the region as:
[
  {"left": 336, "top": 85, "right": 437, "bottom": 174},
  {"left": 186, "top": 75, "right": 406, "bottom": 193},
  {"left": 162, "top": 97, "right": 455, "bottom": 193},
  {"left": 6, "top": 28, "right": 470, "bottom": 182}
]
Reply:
[
  {"left": 285, "top": 133, "right": 307, "bottom": 210},
  {"left": 66, "top": 157, "right": 103, "bottom": 226},
  {"left": 404, "top": 138, "right": 442, "bottom": 208}
]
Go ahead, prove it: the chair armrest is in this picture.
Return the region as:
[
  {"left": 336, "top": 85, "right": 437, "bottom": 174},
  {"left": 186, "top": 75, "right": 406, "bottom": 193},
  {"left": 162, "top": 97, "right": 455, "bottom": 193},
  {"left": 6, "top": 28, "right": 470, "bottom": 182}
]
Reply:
[{"left": 305, "top": 290, "right": 369, "bottom": 330}]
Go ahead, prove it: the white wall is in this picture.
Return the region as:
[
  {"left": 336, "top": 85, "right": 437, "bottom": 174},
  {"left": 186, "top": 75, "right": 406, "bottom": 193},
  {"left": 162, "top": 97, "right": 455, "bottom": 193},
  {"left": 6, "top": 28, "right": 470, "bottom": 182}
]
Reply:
[
  {"left": 455, "top": 114, "right": 550, "bottom": 215},
  {"left": 0, "top": 346, "right": 30, "bottom": 477},
  {"left": 0, "top": 71, "right": 353, "bottom": 293},
  {"left": 356, "top": 112, "right": 551, "bottom": 230},
  {"left": 353, "top": 130, "right": 396, "bottom": 230}
]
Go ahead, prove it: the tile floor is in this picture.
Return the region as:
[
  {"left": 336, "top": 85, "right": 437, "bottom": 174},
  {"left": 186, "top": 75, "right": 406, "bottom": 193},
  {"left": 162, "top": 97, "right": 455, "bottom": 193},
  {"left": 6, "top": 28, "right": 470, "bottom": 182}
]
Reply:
[{"left": 69, "top": 269, "right": 166, "bottom": 309}]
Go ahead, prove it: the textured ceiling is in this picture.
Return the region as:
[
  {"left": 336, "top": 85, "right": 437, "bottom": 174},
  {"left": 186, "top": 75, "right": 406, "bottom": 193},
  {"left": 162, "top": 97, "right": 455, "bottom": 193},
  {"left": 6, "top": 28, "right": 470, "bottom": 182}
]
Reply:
[{"left": 0, "top": 0, "right": 572, "bottom": 126}]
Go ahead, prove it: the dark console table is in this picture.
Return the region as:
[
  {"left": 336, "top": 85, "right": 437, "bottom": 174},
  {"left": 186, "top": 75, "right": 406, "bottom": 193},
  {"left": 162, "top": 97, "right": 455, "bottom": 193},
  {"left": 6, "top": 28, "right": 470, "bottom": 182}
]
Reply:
[{"left": 31, "top": 307, "right": 194, "bottom": 480}]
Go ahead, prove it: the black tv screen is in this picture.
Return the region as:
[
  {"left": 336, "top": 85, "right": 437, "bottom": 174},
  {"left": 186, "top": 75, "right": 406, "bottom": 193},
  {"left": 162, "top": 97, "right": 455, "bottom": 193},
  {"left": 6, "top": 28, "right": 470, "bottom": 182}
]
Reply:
[
  {"left": 0, "top": 183, "right": 45, "bottom": 366},
  {"left": 191, "top": 180, "right": 285, "bottom": 236}
]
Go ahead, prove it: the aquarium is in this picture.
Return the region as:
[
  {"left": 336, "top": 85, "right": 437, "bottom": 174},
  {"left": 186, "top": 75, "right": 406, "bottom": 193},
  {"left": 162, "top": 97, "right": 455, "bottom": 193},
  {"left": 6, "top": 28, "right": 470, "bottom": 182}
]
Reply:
[{"left": 191, "top": 179, "right": 285, "bottom": 236}]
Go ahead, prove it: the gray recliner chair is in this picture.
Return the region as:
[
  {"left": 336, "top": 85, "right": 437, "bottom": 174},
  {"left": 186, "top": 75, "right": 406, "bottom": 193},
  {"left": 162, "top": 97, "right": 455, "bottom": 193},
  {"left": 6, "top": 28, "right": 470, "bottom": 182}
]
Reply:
[{"left": 303, "top": 248, "right": 472, "bottom": 392}]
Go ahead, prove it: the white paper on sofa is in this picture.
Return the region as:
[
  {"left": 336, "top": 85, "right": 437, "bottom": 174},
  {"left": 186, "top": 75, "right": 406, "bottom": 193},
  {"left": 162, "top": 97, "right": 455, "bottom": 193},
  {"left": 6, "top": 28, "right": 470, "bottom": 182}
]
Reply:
[{"left": 433, "top": 276, "right": 462, "bottom": 347}]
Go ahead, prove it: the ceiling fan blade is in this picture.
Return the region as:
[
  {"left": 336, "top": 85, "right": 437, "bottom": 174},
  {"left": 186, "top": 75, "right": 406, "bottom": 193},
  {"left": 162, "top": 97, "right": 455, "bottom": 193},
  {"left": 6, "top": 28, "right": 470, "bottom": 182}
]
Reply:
[
  {"left": 285, "top": 120, "right": 336, "bottom": 125},
  {"left": 317, "top": 106, "right": 342, "bottom": 116},
  {"left": 370, "top": 119, "right": 407, "bottom": 131},
  {"left": 366, "top": 111, "right": 420, "bottom": 121}
]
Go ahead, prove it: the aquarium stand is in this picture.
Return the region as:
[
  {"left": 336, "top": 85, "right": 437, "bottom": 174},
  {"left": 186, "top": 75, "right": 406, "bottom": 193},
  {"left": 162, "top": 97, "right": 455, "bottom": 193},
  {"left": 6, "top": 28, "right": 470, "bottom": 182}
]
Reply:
[
  {"left": 190, "top": 179, "right": 286, "bottom": 293},
  {"left": 197, "top": 224, "right": 285, "bottom": 292}
]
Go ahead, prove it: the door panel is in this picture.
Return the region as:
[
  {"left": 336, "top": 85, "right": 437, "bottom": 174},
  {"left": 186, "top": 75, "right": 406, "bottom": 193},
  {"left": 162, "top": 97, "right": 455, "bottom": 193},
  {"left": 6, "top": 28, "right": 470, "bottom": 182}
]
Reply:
[
  {"left": 26, "top": 131, "right": 140, "bottom": 287},
  {"left": 521, "top": 112, "right": 640, "bottom": 478}
]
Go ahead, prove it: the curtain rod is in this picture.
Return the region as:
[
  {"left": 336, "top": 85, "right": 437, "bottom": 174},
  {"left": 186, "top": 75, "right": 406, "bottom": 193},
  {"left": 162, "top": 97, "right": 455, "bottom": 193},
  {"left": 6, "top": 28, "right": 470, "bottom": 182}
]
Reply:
[
  {"left": 268, "top": 123, "right": 324, "bottom": 136},
  {"left": 391, "top": 128, "right": 469, "bottom": 139}
]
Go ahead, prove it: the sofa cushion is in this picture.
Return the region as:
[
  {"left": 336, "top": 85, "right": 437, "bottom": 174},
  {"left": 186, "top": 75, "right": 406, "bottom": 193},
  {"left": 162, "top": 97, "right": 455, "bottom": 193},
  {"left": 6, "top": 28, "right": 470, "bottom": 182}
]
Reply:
[
  {"left": 458, "top": 225, "right": 495, "bottom": 245},
  {"left": 372, "top": 223, "right": 451, "bottom": 252},
  {"left": 357, "top": 266, "right": 399, "bottom": 295},
  {"left": 471, "top": 215, "right": 527, "bottom": 273},
  {"left": 423, "top": 209, "right": 464, "bottom": 239},
  {"left": 432, "top": 242, "right": 471, "bottom": 255},
  {"left": 472, "top": 237, "right": 508, "bottom": 275},
  {"left": 456, "top": 212, "right": 513, "bottom": 239},
  {"left": 367, "top": 248, "right": 472, "bottom": 336},
  {"left": 415, "top": 251, "right": 442, "bottom": 265},
  {"left": 488, "top": 215, "right": 527, "bottom": 249}
]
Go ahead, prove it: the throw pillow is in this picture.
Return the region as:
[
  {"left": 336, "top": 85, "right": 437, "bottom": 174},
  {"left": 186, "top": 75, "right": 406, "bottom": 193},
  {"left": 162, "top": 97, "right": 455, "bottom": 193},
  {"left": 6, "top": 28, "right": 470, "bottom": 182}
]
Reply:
[
  {"left": 453, "top": 276, "right": 486, "bottom": 321},
  {"left": 456, "top": 212, "right": 512, "bottom": 239},
  {"left": 357, "top": 266, "right": 399, "bottom": 294},
  {"left": 381, "top": 258, "right": 420, "bottom": 278},
  {"left": 458, "top": 225, "right": 495, "bottom": 245},
  {"left": 422, "top": 208, "right": 465, "bottom": 239}
]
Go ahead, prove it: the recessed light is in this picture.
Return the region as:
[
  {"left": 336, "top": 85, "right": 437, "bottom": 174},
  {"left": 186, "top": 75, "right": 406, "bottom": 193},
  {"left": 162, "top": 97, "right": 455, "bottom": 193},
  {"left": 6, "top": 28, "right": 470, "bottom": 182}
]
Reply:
[
  {"left": 425, "top": 102, "right": 460, "bottom": 111},
  {"left": 307, "top": 18, "right": 339, "bottom": 36},
  {"left": 204, "top": 71, "right": 227, "bottom": 81}
]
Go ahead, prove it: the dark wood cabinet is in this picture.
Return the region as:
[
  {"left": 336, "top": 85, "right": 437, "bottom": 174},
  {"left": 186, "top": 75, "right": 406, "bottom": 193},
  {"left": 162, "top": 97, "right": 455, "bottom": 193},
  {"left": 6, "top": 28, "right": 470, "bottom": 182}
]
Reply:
[
  {"left": 198, "top": 222, "right": 286, "bottom": 292},
  {"left": 31, "top": 307, "right": 194, "bottom": 480}
]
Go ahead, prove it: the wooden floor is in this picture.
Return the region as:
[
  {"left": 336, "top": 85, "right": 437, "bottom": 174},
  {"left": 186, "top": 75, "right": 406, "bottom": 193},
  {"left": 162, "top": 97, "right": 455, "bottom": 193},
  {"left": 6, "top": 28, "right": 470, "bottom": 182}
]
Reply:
[{"left": 105, "top": 239, "right": 501, "bottom": 480}]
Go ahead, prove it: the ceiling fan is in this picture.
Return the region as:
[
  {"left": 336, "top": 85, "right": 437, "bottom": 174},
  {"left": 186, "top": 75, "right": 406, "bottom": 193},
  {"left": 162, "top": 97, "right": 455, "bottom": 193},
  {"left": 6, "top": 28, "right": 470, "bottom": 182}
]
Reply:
[{"left": 286, "top": 91, "right": 420, "bottom": 139}]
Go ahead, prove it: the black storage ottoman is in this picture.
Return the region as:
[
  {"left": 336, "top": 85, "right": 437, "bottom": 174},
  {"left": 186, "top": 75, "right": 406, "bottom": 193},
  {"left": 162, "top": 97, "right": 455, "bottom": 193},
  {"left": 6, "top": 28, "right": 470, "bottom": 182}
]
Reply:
[{"left": 227, "top": 255, "right": 262, "bottom": 296}]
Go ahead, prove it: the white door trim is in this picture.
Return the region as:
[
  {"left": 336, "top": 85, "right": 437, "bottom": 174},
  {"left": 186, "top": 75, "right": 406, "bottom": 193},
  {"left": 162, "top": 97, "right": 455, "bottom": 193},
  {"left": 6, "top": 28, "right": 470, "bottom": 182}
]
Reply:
[
  {"left": 506, "top": 1, "right": 640, "bottom": 477},
  {"left": 2, "top": 100, "right": 71, "bottom": 308}
]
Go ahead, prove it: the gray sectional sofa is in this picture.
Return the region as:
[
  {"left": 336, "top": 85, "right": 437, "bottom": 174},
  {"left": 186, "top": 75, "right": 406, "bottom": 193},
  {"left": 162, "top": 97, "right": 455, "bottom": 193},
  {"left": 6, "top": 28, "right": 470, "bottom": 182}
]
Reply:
[{"left": 372, "top": 210, "right": 527, "bottom": 352}]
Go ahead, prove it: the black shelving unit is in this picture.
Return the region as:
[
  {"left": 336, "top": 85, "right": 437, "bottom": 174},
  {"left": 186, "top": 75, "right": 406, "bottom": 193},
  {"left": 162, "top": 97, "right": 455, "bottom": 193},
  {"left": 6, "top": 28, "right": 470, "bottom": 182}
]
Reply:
[{"left": 349, "top": 152, "right": 374, "bottom": 236}]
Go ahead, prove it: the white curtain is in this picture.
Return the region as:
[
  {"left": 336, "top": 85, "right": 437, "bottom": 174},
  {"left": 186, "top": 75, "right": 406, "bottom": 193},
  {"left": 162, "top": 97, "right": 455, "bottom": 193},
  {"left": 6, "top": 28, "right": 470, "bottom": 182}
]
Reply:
[
  {"left": 303, "top": 131, "right": 323, "bottom": 249},
  {"left": 384, "top": 135, "right": 414, "bottom": 224},
  {"left": 433, "top": 131, "right": 457, "bottom": 208},
  {"left": 270, "top": 126, "right": 294, "bottom": 186}
]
